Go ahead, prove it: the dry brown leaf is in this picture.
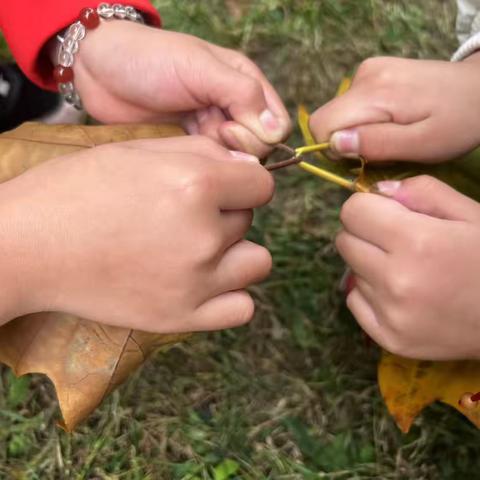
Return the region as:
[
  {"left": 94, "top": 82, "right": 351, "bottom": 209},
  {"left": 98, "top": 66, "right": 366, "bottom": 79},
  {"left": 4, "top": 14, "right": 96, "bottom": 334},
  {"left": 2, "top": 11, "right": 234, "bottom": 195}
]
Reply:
[{"left": 0, "top": 122, "right": 190, "bottom": 432}]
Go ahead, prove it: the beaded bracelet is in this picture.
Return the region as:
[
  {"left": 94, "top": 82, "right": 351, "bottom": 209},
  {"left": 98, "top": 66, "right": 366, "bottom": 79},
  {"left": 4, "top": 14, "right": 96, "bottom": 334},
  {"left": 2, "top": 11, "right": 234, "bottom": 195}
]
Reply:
[{"left": 53, "top": 3, "right": 145, "bottom": 110}]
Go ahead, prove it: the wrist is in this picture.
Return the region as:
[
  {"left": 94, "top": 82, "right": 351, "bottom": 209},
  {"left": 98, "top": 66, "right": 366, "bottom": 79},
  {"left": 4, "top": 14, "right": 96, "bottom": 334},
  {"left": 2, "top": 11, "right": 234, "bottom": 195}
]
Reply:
[
  {"left": 50, "top": 4, "right": 148, "bottom": 110},
  {"left": 0, "top": 178, "right": 60, "bottom": 324}
]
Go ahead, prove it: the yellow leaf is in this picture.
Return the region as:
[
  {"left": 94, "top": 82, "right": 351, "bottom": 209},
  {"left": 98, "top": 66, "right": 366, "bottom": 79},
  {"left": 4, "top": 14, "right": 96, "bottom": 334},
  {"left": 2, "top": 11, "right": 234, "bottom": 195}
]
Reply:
[
  {"left": 0, "top": 123, "right": 191, "bottom": 432},
  {"left": 378, "top": 352, "right": 480, "bottom": 433}
]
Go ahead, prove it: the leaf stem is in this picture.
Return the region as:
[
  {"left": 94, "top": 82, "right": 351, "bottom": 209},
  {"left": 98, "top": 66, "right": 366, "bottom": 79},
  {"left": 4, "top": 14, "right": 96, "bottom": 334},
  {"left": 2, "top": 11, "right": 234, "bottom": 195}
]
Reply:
[
  {"left": 295, "top": 143, "right": 331, "bottom": 156},
  {"left": 298, "top": 161, "right": 355, "bottom": 190}
]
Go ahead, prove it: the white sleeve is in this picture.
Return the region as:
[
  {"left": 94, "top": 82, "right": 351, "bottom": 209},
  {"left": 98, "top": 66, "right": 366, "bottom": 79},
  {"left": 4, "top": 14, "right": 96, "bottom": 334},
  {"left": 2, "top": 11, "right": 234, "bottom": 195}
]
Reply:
[{"left": 452, "top": 0, "right": 480, "bottom": 61}]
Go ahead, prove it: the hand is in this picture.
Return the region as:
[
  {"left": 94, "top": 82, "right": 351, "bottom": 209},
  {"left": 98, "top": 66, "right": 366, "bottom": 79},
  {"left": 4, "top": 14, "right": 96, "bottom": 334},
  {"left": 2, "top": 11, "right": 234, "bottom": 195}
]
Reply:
[
  {"left": 335, "top": 176, "right": 480, "bottom": 360},
  {"left": 72, "top": 21, "right": 291, "bottom": 157},
  {"left": 0, "top": 136, "right": 274, "bottom": 333},
  {"left": 309, "top": 54, "right": 480, "bottom": 163}
]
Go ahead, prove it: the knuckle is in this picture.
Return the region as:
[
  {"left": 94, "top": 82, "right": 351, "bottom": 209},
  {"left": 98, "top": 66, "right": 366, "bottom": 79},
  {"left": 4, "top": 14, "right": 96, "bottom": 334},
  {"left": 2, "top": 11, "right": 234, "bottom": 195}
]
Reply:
[
  {"left": 360, "top": 57, "right": 397, "bottom": 81},
  {"left": 197, "top": 230, "right": 224, "bottom": 262},
  {"left": 356, "top": 57, "right": 389, "bottom": 78},
  {"left": 366, "top": 130, "right": 391, "bottom": 159},
  {"left": 385, "top": 269, "right": 415, "bottom": 303},
  {"left": 230, "top": 50, "right": 251, "bottom": 69},
  {"left": 406, "top": 175, "right": 438, "bottom": 194},
  {"left": 241, "top": 76, "right": 264, "bottom": 102},
  {"left": 180, "top": 168, "right": 215, "bottom": 201},
  {"left": 409, "top": 229, "right": 433, "bottom": 257},
  {"left": 381, "top": 330, "right": 407, "bottom": 356}
]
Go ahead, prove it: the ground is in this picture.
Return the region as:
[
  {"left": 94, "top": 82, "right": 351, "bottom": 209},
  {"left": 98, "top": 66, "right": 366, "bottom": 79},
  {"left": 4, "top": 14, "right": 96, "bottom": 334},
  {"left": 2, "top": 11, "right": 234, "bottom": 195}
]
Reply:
[{"left": 0, "top": 1, "right": 479, "bottom": 479}]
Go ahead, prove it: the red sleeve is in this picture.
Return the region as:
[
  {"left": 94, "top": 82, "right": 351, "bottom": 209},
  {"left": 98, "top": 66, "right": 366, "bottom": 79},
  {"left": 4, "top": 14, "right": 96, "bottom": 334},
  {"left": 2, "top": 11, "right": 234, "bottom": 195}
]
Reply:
[{"left": 0, "top": 1, "right": 161, "bottom": 91}]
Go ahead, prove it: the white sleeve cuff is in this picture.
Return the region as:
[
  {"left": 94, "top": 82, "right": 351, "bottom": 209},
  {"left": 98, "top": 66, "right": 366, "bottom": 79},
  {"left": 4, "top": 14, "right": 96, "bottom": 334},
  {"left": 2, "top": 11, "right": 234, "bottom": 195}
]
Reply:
[{"left": 452, "top": 30, "right": 480, "bottom": 61}]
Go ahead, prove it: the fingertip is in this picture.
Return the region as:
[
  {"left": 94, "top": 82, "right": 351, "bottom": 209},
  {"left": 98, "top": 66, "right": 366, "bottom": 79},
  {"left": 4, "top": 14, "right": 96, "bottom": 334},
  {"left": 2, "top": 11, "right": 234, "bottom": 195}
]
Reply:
[
  {"left": 232, "top": 290, "right": 256, "bottom": 326},
  {"left": 330, "top": 129, "right": 360, "bottom": 159},
  {"left": 197, "top": 290, "right": 256, "bottom": 330},
  {"left": 220, "top": 122, "right": 275, "bottom": 159}
]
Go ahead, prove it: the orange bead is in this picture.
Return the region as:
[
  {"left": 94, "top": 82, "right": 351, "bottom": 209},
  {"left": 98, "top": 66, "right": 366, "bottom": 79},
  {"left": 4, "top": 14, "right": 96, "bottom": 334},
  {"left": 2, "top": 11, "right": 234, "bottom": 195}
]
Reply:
[
  {"left": 53, "top": 66, "right": 74, "bottom": 84},
  {"left": 79, "top": 8, "right": 100, "bottom": 29}
]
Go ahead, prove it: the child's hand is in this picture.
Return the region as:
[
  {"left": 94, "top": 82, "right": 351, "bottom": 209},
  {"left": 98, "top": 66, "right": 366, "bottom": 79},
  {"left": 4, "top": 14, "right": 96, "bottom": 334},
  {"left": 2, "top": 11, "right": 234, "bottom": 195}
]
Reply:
[
  {"left": 0, "top": 136, "right": 274, "bottom": 333},
  {"left": 72, "top": 21, "right": 291, "bottom": 158},
  {"left": 310, "top": 55, "right": 480, "bottom": 163},
  {"left": 336, "top": 176, "right": 480, "bottom": 360}
]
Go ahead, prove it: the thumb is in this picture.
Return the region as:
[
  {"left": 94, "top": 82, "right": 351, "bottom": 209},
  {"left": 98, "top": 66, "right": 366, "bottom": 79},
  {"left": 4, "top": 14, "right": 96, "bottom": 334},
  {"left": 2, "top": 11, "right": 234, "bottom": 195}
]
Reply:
[
  {"left": 330, "top": 122, "right": 446, "bottom": 163},
  {"left": 202, "top": 56, "right": 288, "bottom": 144},
  {"left": 374, "top": 175, "right": 480, "bottom": 221}
]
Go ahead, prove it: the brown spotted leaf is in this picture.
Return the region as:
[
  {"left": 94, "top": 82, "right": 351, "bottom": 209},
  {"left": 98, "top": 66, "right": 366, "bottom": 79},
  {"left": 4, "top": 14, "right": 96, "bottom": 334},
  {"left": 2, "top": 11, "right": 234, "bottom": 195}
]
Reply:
[
  {"left": 0, "top": 122, "right": 190, "bottom": 432},
  {"left": 378, "top": 353, "right": 480, "bottom": 433}
]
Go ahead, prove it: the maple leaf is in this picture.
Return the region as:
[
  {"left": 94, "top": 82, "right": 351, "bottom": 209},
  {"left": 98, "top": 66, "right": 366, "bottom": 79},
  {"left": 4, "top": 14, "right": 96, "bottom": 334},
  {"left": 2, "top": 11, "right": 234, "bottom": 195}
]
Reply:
[
  {"left": 298, "top": 82, "right": 480, "bottom": 432},
  {"left": 0, "top": 123, "right": 191, "bottom": 432}
]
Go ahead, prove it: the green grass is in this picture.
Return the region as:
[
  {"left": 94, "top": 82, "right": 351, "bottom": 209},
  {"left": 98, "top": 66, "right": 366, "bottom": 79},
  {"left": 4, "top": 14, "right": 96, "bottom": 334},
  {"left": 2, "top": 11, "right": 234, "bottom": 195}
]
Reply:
[{"left": 1, "top": 1, "right": 478, "bottom": 479}]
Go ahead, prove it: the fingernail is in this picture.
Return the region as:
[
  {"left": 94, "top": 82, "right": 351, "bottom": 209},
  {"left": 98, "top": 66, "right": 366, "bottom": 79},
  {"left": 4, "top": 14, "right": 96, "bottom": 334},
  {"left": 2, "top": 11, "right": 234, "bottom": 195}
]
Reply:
[
  {"left": 372, "top": 180, "right": 402, "bottom": 197},
  {"left": 229, "top": 150, "right": 260, "bottom": 163},
  {"left": 183, "top": 117, "right": 199, "bottom": 135},
  {"left": 331, "top": 129, "right": 360, "bottom": 158},
  {"left": 259, "top": 109, "right": 282, "bottom": 135}
]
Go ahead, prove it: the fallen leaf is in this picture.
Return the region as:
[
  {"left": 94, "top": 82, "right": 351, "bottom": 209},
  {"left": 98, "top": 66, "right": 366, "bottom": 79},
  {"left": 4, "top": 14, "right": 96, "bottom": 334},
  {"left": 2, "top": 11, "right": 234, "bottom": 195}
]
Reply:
[
  {"left": 378, "top": 353, "right": 480, "bottom": 433},
  {"left": 0, "top": 123, "right": 190, "bottom": 431}
]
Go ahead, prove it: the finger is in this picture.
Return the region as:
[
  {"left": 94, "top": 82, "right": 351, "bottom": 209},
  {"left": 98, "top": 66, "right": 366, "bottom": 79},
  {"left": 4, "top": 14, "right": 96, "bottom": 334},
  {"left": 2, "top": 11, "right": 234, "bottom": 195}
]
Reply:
[
  {"left": 220, "top": 121, "right": 274, "bottom": 158},
  {"left": 194, "top": 290, "right": 255, "bottom": 330},
  {"left": 202, "top": 51, "right": 289, "bottom": 144},
  {"left": 220, "top": 210, "right": 254, "bottom": 247},
  {"left": 213, "top": 159, "right": 275, "bottom": 210},
  {"left": 121, "top": 134, "right": 262, "bottom": 164},
  {"left": 118, "top": 136, "right": 275, "bottom": 209},
  {"left": 354, "top": 276, "right": 378, "bottom": 305},
  {"left": 340, "top": 192, "right": 410, "bottom": 251},
  {"left": 329, "top": 120, "right": 454, "bottom": 163},
  {"left": 187, "top": 106, "right": 227, "bottom": 144},
  {"left": 346, "top": 288, "right": 383, "bottom": 343},
  {"left": 374, "top": 175, "right": 480, "bottom": 222},
  {"left": 119, "top": 135, "right": 226, "bottom": 159},
  {"left": 335, "top": 230, "right": 387, "bottom": 281},
  {"left": 214, "top": 240, "right": 272, "bottom": 293},
  {"left": 210, "top": 45, "right": 291, "bottom": 128},
  {"left": 309, "top": 88, "right": 394, "bottom": 145}
]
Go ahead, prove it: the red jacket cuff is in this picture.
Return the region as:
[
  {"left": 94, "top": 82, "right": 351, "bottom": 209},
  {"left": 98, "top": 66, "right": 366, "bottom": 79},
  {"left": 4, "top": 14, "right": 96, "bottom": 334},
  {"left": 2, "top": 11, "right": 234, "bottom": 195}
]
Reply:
[{"left": 0, "top": 1, "right": 160, "bottom": 91}]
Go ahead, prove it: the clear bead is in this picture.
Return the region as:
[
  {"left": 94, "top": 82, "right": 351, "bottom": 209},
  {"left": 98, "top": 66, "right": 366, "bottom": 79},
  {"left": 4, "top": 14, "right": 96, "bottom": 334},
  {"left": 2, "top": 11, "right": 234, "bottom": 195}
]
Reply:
[
  {"left": 125, "top": 6, "right": 138, "bottom": 21},
  {"left": 63, "top": 37, "right": 79, "bottom": 55},
  {"left": 113, "top": 4, "right": 127, "bottom": 19},
  {"left": 58, "top": 82, "right": 74, "bottom": 95},
  {"left": 98, "top": 3, "right": 115, "bottom": 18},
  {"left": 58, "top": 50, "right": 74, "bottom": 68},
  {"left": 68, "top": 22, "right": 86, "bottom": 41}
]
